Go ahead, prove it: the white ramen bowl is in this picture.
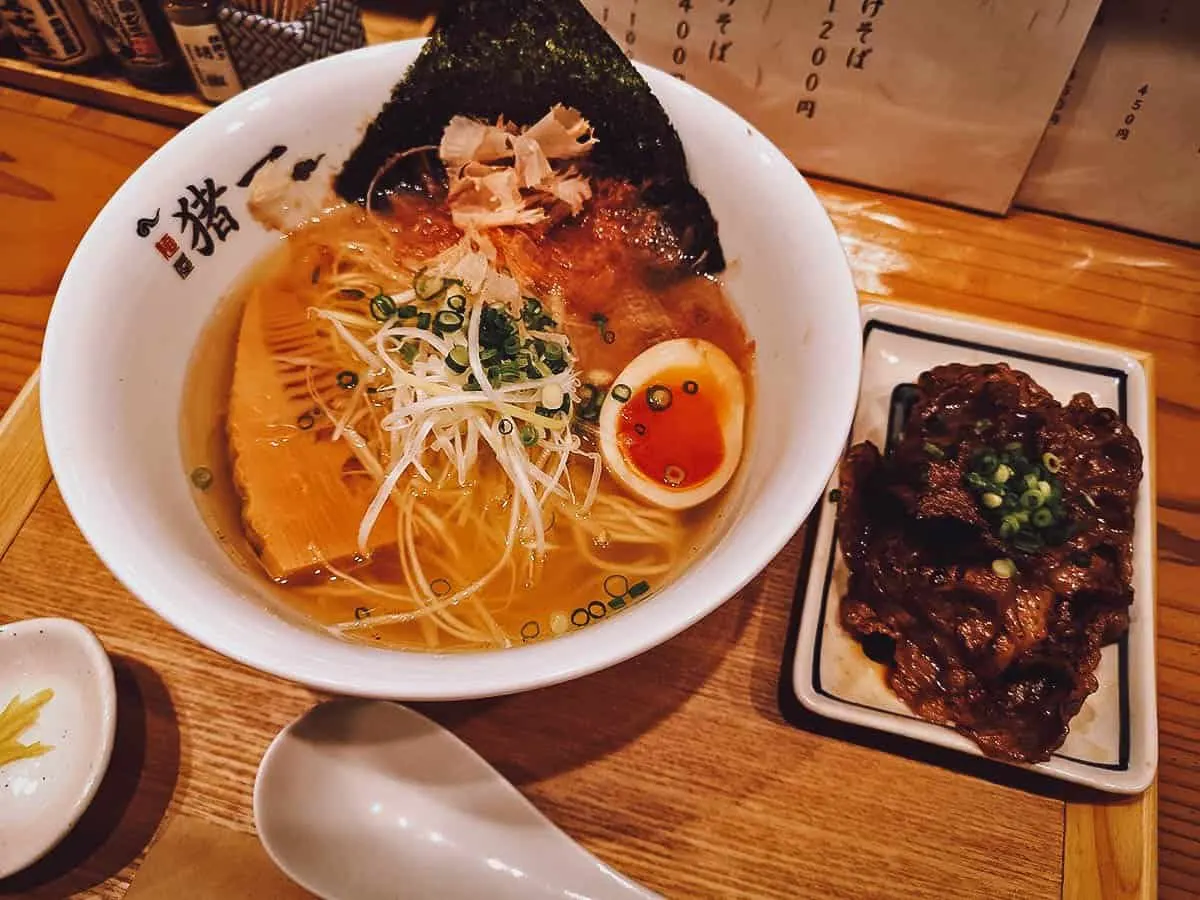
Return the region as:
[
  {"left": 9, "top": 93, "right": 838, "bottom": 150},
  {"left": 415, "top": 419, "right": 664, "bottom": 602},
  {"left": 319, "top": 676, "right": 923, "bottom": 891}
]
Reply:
[{"left": 41, "top": 41, "right": 861, "bottom": 700}]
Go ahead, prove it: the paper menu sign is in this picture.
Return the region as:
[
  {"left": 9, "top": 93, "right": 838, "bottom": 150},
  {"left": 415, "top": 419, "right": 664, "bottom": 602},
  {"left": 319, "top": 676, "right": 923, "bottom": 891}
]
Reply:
[
  {"left": 581, "top": 0, "right": 1101, "bottom": 213},
  {"left": 1016, "top": 0, "right": 1200, "bottom": 246}
]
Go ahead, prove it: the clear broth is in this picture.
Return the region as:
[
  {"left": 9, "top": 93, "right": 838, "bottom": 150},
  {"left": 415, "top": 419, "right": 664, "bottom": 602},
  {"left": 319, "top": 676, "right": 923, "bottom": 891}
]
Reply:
[{"left": 182, "top": 195, "right": 755, "bottom": 651}]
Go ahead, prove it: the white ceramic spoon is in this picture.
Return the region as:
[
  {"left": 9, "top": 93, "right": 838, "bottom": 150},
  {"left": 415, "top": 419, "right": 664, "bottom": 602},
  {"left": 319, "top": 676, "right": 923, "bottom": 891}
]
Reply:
[{"left": 254, "top": 699, "right": 660, "bottom": 900}]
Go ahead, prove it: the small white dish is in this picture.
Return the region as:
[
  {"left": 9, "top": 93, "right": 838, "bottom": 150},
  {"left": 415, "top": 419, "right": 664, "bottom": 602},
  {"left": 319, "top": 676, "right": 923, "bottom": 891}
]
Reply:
[
  {"left": 254, "top": 700, "right": 656, "bottom": 900},
  {"left": 791, "top": 301, "right": 1157, "bottom": 794},
  {"left": 0, "top": 618, "right": 117, "bottom": 878}
]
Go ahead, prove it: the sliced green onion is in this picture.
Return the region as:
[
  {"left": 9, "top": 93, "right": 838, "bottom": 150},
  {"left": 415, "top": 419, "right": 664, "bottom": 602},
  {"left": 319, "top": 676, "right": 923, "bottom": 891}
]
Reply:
[
  {"left": 369, "top": 294, "right": 396, "bottom": 321},
  {"left": 417, "top": 312, "right": 432, "bottom": 330},
  {"left": 434, "top": 310, "right": 464, "bottom": 334},
  {"left": 923, "top": 441, "right": 945, "bottom": 460},
  {"left": 336, "top": 370, "right": 358, "bottom": 389},
  {"left": 828, "top": 488, "right": 842, "bottom": 503},
  {"left": 520, "top": 297, "right": 555, "bottom": 330},
  {"left": 519, "top": 425, "right": 539, "bottom": 447},
  {"left": 611, "top": 384, "right": 632, "bottom": 403},
  {"left": 447, "top": 293, "right": 467, "bottom": 312},
  {"left": 628, "top": 580, "right": 650, "bottom": 598},
  {"left": 992, "top": 558, "right": 1017, "bottom": 579},
  {"left": 190, "top": 466, "right": 213, "bottom": 490},
  {"left": 970, "top": 440, "right": 1071, "bottom": 551},
  {"left": 647, "top": 385, "right": 673, "bottom": 412},
  {"left": 1042, "top": 452, "right": 1062, "bottom": 473},
  {"left": 446, "top": 346, "right": 470, "bottom": 374},
  {"left": 395, "top": 303, "right": 418, "bottom": 319},
  {"left": 1032, "top": 507, "right": 1055, "bottom": 528}
]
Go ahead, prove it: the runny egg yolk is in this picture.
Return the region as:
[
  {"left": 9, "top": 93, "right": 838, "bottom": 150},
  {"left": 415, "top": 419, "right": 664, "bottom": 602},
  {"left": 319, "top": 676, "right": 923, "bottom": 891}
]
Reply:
[
  {"left": 617, "top": 367, "right": 724, "bottom": 490},
  {"left": 597, "top": 337, "right": 746, "bottom": 511}
]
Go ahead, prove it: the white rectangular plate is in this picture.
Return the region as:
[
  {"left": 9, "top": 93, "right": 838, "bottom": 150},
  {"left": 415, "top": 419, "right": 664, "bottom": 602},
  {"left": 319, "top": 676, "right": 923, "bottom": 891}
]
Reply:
[{"left": 791, "top": 301, "right": 1157, "bottom": 794}]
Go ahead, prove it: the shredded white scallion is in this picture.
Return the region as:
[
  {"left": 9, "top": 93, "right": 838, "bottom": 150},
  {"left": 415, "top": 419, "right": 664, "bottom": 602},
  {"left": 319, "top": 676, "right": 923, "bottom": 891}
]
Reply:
[{"left": 312, "top": 235, "right": 603, "bottom": 602}]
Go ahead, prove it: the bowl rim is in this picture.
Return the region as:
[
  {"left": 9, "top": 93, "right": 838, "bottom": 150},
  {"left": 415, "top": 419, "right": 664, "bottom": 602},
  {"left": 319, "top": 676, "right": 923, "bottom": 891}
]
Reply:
[{"left": 41, "top": 40, "right": 862, "bottom": 699}]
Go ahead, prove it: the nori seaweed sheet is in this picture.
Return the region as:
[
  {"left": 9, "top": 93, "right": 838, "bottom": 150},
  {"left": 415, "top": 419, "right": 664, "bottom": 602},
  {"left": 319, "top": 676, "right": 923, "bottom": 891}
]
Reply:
[{"left": 334, "top": 0, "right": 724, "bottom": 273}]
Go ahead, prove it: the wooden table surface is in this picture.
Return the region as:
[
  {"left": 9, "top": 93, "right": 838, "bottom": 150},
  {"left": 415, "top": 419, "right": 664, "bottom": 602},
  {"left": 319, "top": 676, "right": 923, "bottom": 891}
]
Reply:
[{"left": 0, "top": 84, "right": 1197, "bottom": 899}]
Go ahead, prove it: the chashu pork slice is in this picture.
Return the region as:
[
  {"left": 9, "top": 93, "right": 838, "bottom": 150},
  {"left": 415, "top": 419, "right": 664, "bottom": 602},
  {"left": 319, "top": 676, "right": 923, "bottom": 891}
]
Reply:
[{"left": 228, "top": 284, "right": 393, "bottom": 580}]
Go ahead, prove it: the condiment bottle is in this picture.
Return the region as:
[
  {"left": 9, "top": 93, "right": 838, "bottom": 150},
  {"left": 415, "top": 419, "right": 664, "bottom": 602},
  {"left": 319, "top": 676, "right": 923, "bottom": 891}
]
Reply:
[
  {"left": 0, "top": 0, "right": 105, "bottom": 70},
  {"left": 82, "top": 0, "right": 186, "bottom": 90},
  {"left": 162, "top": 0, "right": 242, "bottom": 103}
]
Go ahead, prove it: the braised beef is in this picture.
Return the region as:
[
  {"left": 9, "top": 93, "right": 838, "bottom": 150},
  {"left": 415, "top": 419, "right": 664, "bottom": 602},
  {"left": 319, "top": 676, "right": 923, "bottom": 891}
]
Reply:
[{"left": 836, "top": 363, "right": 1142, "bottom": 762}]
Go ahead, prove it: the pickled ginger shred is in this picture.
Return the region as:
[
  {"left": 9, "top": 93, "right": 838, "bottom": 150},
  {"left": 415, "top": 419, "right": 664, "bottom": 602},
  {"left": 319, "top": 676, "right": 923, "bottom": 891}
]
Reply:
[
  {"left": 0, "top": 689, "right": 54, "bottom": 769},
  {"left": 438, "top": 104, "right": 597, "bottom": 230}
]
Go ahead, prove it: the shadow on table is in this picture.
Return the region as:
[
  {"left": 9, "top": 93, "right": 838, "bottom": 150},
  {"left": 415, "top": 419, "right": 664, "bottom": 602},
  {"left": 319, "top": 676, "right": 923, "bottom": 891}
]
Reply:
[
  {"left": 0, "top": 655, "right": 181, "bottom": 898},
  {"left": 413, "top": 575, "right": 762, "bottom": 786}
]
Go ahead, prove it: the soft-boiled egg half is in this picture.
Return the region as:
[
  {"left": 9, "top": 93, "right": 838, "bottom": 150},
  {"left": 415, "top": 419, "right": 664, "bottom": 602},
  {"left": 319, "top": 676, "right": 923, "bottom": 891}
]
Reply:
[{"left": 598, "top": 338, "right": 747, "bottom": 510}]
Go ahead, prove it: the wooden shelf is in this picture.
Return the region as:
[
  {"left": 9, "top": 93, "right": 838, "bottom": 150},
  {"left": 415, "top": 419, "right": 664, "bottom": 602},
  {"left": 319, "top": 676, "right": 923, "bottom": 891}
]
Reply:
[{"left": 0, "top": 6, "right": 435, "bottom": 127}]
